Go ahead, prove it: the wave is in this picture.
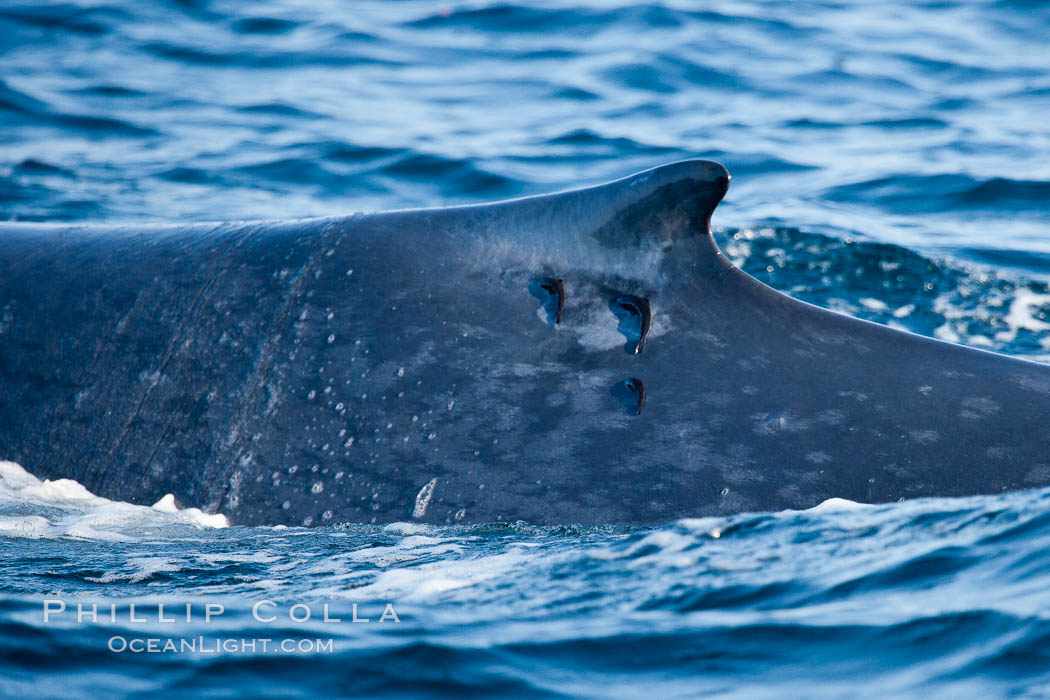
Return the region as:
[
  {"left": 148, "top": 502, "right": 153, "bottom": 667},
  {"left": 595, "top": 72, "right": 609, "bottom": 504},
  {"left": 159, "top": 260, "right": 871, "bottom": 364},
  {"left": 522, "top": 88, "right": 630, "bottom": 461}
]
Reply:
[
  {"left": 139, "top": 40, "right": 402, "bottom": 69},
  {"left": 717, "top": 226, "right": 1050, "bottom": 358},
  {"left": 5, "top": 476, "right": 1050, "bottom": 694},
  {"left": 0, "top": 0, "right": 1045, "bottom": 253},
  {"left": 825, "top": 174, "right": 1050, "bottom": 216},
  {"left": 234, "top": 102, "right": 326, "bottom": 119},
  {"left": 403, "top": 3, "right": 687, "bottom": 33},
  {"left": 0, "top": 175, "right": 102, "bottom": 221},
  {"left": 148, "top": 147, "right": 525, "bottom": 202},
  {"left": 787, "top": 116, "right": 949, "bottom": 130},
  {"left": 0, "top": 2, "right": 131, "bottom": 35},
  {"left": 0, "top": 79, "right": 155, "bottom": 136},
  {"left": 229, "top": 16, "right": 299, "bottom": 35}
]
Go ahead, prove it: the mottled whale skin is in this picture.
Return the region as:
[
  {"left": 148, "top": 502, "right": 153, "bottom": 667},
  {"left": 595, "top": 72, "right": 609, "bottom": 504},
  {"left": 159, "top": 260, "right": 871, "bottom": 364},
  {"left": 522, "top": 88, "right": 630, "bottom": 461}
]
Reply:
[{"left": 2, "top": 160, "right": 1049, "bottom": 526}]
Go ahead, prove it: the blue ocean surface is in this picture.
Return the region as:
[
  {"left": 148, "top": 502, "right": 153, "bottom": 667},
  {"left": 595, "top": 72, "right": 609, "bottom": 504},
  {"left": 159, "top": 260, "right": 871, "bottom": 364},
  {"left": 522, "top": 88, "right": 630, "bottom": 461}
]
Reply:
[{"left": 2, "top": 0, "right": 1050, "bottom": 697}]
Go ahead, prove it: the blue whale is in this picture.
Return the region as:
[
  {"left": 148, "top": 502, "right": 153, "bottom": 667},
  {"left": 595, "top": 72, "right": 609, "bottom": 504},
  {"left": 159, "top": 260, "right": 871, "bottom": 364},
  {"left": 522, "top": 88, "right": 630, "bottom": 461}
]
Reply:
[{"left": 2, "top": 160, "right": 1049, "bottom": 525}]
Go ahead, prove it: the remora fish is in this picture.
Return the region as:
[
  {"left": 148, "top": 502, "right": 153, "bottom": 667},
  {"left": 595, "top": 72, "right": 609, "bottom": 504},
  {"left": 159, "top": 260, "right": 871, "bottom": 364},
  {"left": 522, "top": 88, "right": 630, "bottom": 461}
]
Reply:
[{"left": 2, "top": 160, "right": 1048, "bottom": 525}]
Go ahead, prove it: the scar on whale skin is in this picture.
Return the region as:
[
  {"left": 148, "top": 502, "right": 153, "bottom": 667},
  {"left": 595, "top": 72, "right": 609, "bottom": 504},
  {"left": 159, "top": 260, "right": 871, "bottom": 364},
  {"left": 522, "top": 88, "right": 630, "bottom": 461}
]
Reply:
[
  {"left": 530, "top": 277, "right": 565, "bottom": 325},
  {"left": 611, "top": 377, "right": 646, "bottom": 416},
  {"left": 611, "top": 295, "right": 652, "bottom": 354}
]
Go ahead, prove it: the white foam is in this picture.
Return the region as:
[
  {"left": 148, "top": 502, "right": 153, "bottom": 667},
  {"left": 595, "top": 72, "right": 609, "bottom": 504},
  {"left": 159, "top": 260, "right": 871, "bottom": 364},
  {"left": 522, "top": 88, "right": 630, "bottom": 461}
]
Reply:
[
  {"left": 151, "top": 493, "right": 179, "bottom": 513},
  {"left": 995, "top": 289, "right": 1050, "bottom": 343},
  {"left": 807, "top": 497, "right": 872, "bottom": 512},
  {"left": 0, "top": 515, "right": 51, "bottom": 538},
  {"left": 197, "top": 551, "right": 279, "bottom": 566},
  {"left": 0, "top": 460, "right": 228, "bottom": 540},
  {"left": 337, "top": 549, "right": 524, "bottom": 601},
  {"left": 152, "top": 494, "right": 228, "bottom": 528},
  {"left": 84, "top": 556, "right": 184, "bottom": 583},
  {"left": 382, "top": 521, "right": 433, "bottom": 536}
]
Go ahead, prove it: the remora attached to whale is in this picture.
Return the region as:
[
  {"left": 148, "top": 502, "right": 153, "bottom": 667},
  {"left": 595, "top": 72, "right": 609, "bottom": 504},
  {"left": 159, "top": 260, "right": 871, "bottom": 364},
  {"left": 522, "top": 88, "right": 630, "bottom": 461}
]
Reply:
[{"left": 2, "top": 160, "right": 1049, "bottom": 525}]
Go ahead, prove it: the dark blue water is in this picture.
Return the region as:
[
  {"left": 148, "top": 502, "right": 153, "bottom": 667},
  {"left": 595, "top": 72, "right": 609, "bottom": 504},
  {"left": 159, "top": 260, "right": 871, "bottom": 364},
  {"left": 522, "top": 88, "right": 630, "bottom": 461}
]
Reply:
[{"left": 3, "top": 1, "right": 1050, "bottom": 696}]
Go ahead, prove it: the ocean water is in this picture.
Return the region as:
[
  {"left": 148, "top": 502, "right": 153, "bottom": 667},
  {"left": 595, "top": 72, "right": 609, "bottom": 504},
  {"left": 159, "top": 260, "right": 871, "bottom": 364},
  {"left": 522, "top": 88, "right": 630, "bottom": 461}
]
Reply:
[{"left": 2, "top": 0, "right": 1050, "bottom": 697}]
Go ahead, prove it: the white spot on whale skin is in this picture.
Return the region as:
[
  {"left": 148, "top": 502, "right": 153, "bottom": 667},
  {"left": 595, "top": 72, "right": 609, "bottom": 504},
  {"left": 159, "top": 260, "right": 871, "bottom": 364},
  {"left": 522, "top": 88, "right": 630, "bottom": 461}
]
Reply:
[
  {"left": 547, "top": 287, "right": 672, "bottom": 353},
  {"left": 752, "top": 410, "right": 811, "bottom": 436},
  {"left": 412, "top": 477, "right": 438, "bottom": 519},
  {"left": 1024, "top": 464, "right": 1050, "bottom": 483},
  {"left": 567, "top": 309, "right": 624, "bottom": 352},
  {"left": 961, "top": 397, "right": 999, "bottom": 415},
  {"left": 909, "top": 429, "right": 940, "bottom": 444},
  {"left": 1014, "top": 374, "right": 1050, "bottom": 395}
]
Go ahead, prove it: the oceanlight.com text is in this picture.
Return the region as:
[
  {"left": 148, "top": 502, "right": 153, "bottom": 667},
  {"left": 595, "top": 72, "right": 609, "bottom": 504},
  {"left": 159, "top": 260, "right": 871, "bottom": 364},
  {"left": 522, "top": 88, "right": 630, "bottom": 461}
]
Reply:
[{"left": 107, "top": 636, "right": 336, "bottom": 654}]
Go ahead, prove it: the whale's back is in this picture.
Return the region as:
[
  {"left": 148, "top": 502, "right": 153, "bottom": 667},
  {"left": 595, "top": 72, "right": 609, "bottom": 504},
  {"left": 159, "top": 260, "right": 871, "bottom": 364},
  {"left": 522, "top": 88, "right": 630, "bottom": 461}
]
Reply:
[{"left": 2, "top": 161, "right": 1049, "bottom": 525}]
